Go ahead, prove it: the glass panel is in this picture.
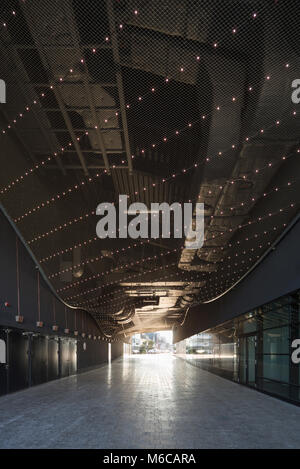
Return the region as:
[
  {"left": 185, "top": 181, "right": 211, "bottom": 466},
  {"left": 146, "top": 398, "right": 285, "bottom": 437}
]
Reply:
[
  {"left": 263, "top": 326, "right": 289, "bottom": 354},
  {"left": 219, "top": 343, "right": 235, "bottom": 372},
  {"left": 239, "top": 338, "right": 247, "bottom": 384},
  {"left": 263, "top": 355, "right": 289, "bottom": 383},
  {"left": 261, "top": 379, "right": 290, "bottom": 399},
  {"left": 242, "top": 317, "right": 257, "bottom": 334},
  {"left": 176, "top": 287, "right": 300, "bottom": 403},
  {"left": 247, "top": 336, "right": 256, "bottom": 386}
]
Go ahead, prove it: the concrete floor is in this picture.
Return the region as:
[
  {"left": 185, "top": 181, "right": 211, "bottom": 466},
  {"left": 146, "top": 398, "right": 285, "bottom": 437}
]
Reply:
[{"left": 0, "top": 354, "right": 300, "bottom": 449}]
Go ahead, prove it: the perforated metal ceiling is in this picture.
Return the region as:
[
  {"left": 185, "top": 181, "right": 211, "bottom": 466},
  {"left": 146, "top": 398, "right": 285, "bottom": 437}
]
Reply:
[{"left": 0, "top": 0, "right": 299, "bottom": 339}]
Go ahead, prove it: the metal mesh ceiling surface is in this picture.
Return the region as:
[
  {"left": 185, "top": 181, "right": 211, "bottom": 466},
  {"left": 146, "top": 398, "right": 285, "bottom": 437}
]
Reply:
[{"left": 0, "top": 0, "right": 299, "bottom": 338}]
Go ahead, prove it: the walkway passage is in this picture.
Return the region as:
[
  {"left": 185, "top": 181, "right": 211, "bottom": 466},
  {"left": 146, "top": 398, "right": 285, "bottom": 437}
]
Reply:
[{"left": 0, "top": 354, "right": 300, "bottom": 449}]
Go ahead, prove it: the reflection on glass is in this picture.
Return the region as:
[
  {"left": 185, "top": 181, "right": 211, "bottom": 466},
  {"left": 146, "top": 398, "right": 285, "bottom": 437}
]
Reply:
[
  {"left": 175, "top": 289, "right": 300, "bottom": 403},
  {"left": 247, "top": 335, "right": 256, "bottom": 386},
  {"left": 263, "top": 355, "right": 289, "bottom": 383},
  {"left": 239, "top": 338, "right": 247, "bottom": 384}
]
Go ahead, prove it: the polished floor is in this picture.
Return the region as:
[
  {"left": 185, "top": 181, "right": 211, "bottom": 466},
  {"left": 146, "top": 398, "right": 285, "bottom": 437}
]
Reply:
[{"left": 0, "top": 354, "right": 300, "bottom": 449}]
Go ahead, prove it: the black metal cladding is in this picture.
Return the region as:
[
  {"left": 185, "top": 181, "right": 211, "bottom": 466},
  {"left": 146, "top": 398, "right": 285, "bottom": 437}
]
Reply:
[
  {"left": 0, "top": 328, "right": 110, "bottom": 396},
  {"left": 31, "top": 335, "right": 49, "bottom": 386},
  {"left": 0, "top": 208, "right": 101, "bottom": 336},
  {"left": 0, "top": 330, "right": 7, "bottom": 395},
  {"left": 47, "top": 337, "right": 60, "bottom": 382},
  {"left": 7, "top": 330, "right": 29, "bottom": 393}
]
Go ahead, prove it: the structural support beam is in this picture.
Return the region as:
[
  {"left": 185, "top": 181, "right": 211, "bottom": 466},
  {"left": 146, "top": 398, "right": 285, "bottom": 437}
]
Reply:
[
  {"left": 106, "top": 0, "right": 133, "bottom": 175},
  {"left": 45, "top": 164, "right": 129, "bottom": 170},
  {"left": 33, "top": 149, "right": 126, "bottom": 154},
  {"left": 53, "top": 85, "right": 89, "bottom": 176},
  {"left": 81, "top": 78, "right": 111, "bottom": 174},
  {"left": 42, "top": 106, "right": 120, "bottom": 112},
  {"left": 0, "top": 27, "right": 66, "bottom": 174},
  {"left": 62, "top": 0, "right": 112, "bottom": 174}
]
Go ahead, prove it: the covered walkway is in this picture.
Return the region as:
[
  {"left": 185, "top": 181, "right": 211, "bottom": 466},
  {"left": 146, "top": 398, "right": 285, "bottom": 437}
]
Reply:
[{"left": 0, "top": 355, "right": 300, "bottom": 449}]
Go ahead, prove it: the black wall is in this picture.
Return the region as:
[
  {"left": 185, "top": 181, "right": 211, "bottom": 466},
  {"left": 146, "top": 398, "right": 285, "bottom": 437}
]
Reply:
[
  {"left": 77, "top": 337, "right": 109, "bottom": 371},
  {"left": 0, "top": 208, "right": 123, "bottom": 396},
  {"left": 111, "top": 341, "right": 124, "bottom": 361},
  {"left": 47, "top": 337, "right": 59, "bottom": 381},
  {"left": 31, "top": 335, "right": 48, "bottom": 386},
  {"left": 0, "top": 209, "right": 103, "bottom": 338},
  {"left": 0, "top": 327, "right": 113, "bottom": 396},
  {"left": 7, "top": 329, "right": 28, "bottom": 393},
  {"left": 174, "top": 218, "right": 300, "bottom": 342}
]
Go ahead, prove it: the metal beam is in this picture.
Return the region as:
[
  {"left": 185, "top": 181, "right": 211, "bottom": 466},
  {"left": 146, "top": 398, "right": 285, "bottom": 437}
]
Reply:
[
  {"left": 62, "top": 1, "right": 111, "bottom": 174},
  {"left": 81, "top": 79, "right": 111, "bottom": 173},
  {"left": 52, "top": 85, "right": 89, "bottom": 175},
  {"left": 28, "top": 81, "right": 117, "bottom": 87},
  {"left": 13, "top": 44, "right": 113, "bottom": 50},
  {"left": 106, "top": 0, "right": 133, "bottom": 174},
  {"left": 20, "top": 127, "right": 123, "bottom": 133},
  {"left": 42, "top": 106, "right": 120, "bottom": 111},
  {"left": 0, "top": 29, "right": 66, "bottom": 174},
  {"left": 45, "top": 164, "right": 129, "bottom": 170},
  {"left": 33, "top": 149, "right": 126, "bottom": 154}
]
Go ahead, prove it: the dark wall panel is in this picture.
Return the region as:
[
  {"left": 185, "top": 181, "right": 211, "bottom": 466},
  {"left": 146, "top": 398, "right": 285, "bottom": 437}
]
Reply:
[
  {"left": 19, "top": 241, "right": 38, "bottom": 327},
  {"left": 8, "top": 330, "right": 29, "bottom": 393},
  {"left": 69, "top": 340, "right": 77, "bottom": 375},
  {"left": 111, "top": 342, "right": 123, "bottom": 361},
  {"left": 77, "top": 338, "right": 108, "bottom": 371},
  {"left": 31, "top": 335, "right": 48, "bottom": 386},
  {"left": 0, "top": 216, "right": 18, "bottom": 325},
  {"left": 40, "top": 282, "right": 54, "bottom": 327},
  {"left": 0, "top": 210, "right": 123, "bottom": 397},
  {"left": 59, "top": 338, "right": 77, "bottom": 377},
  {"left": 0, "top": 209, "right": 104, "bottom": 340},
  {"left": 60, "top": 339, "right": 70, "bottom": 377},
  {"left": 48, "top": 338, "right": 59, "bottom": 381},
  {"left": 0, "top": 330, "right": 7, "bottom": 396}
]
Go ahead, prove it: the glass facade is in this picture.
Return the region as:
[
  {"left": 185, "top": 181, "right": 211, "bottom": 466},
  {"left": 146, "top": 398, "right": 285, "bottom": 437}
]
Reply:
[{"left": 175, "top": 289, "right": 300, "bottom": 404}]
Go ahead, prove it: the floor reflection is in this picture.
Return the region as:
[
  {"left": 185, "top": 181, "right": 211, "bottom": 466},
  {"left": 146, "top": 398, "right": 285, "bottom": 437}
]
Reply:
[{"left": 1, "top": 354, "right": 300, "bottom": 449}]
